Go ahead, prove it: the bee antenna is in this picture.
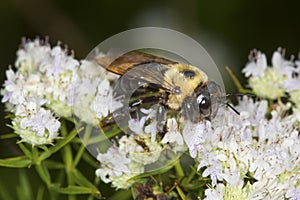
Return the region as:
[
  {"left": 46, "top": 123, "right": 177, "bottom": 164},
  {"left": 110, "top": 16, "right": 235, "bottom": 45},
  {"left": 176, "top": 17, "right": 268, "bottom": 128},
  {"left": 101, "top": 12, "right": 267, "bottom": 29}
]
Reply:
[
  {"left": 226, "top": 93, "right": 255, "bottom": 97},
  {"left": 226, "top": 102, "right": 240, "bottom": 115}
]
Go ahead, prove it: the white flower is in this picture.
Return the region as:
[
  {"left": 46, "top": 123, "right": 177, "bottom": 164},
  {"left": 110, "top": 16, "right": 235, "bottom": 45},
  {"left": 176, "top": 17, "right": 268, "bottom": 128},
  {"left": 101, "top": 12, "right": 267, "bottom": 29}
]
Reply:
[
  {"left": 143, "top": 108, "right": 158, "bottom": 142},
  {"left": 282, "top": 78, "right": 300, "bottom": 92},
  {"left": 286, "top": 186, "right": 300, "bottom": 200},
  {"left": 242, "top": 48, "right": 300, "bottom": 100},
  {"left": 39, "top": 45, "right": 79, "bottom": 80},
  {"left": 110, "top": 162, "right": 144, "bottom": 189},
  {"left": 15, "top": 96, "right": 47, "bottom": 117},
  {"left": 95, "top": 139, "right": 148, "bottom": 189},
  {"left": 15, "top": 38, "right": 51, "bottom": 72},
  {"left": 119, "top": 134, "right": 163, "bottom": 165},
  {"left": 12, "top": 107, "right": 60, "bottom": 145},
  {"left": 182, "top": 120, "right": 212, "bottom": 158},
  {"left": 161, "top": 118, "right": 183, "bottom": 145},
  {"left": 72, "top": 58, "right": 122, "bottom": 125},
  {"left": 249, "top": 176, "right": 288, "bottom": 200},
  {"left": 202, "top": 165, "right": 224, "bottom": 187},
  {"left": 1, "top": 69, "right": 26, "bottom": 107},
  {"left": 96, "top": 146, "right": 131, "bottom": 180},
  {"left": 222, "top": 168, "right": 243, "bottom": 189},
  {"left": 128, "top": 117, "right": 146, "bottom": 134},
  {"left": 144, "top": 120, "right": 157, "bottom": 142},
  {"left": 72, "top": 77, "right": 100, "bottom": 125},
  {"left": 242, "top": 50, "right": 267, "bottom": 78},
  {"left": 204, "top": 184, "right": 224, "bottom": 200},
  {"left": 249, "top": 67, "right": 286, "bottom": 99},
  {"left": 21, "top": 108, "right": 60, "bottom": 139},
  {"left": 271, "top": 48, "right": 295, "bottom": 76},
  {"left": 90, "top": 79, "right": 122, "bottom": 119},
  {"left": 3, "top": 38, "right": 81, "bottom": 118},
  {"left": 197, "top": 94, "right": 300, "bottom": 199},
  {"left": 80, "top": 59, "right": 118, "bottom": 81}
]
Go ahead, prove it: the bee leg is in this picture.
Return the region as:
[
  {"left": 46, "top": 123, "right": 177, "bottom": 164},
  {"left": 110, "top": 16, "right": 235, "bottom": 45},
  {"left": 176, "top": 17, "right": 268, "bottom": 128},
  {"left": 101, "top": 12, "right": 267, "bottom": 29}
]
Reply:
[
  {"left": 182, "top": 97, "right": 200, "bottom": 123},
  {"left": 156, "top": 104, "right": 167, "bottom": 136},
  {"left": 99, "top": 106, "right": 139, "bottom": 133}
]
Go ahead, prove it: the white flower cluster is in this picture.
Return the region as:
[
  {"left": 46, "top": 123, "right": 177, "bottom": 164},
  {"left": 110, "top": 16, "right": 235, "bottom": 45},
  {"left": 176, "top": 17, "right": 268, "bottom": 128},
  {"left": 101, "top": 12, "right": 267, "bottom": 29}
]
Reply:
[
  {"left": 1, "top": 38, "right": 122, "bottom": 145},
  {"left": 1, "top": 38, "right": 79, "bottom": 145},
  {"left": 201, "top": 48, "right": 300, "bottom": 200},
  {"left": 200, "top": 97, "right": 300, "bottom": 200},
  {"left": 72, "top": 59, "right": 121, "bottom": 126},
  {"left": 95, "top": 133, "right": 162, "bottom": 189},
  {"left": 95, "top": 112, "right": 175, "bottom": 189},
  {"left": 242, "top": 48, "right": 300, "bottom": 121}
]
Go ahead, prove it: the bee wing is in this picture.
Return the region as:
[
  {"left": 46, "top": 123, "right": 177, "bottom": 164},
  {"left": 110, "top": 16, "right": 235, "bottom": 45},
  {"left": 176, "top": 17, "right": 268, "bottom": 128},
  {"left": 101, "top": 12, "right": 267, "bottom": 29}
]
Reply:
[
  {"left": 97, "top": 50, "right": 180, "bottom": 94},
  {"left": 125, "top": 62, "right": 181, "bottom": 93},
  {"left": 96, "top": 50, "right": 177, "bottom": 75}
]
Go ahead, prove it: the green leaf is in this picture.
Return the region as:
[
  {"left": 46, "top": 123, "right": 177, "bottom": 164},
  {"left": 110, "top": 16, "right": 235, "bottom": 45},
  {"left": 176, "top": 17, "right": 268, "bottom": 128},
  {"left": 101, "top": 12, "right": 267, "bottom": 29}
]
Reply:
[
  {"left": 61, "top": 140, "right": 73, "bottom": 170},
  {"left": 70, "top": 137, "right": 82, "bottom": 144},
  {"left": 18, "top": 143, "right": 32, "bottom": 159},
  {"left": 72, "top": 125, "right": 92, "bottom": 168},
  {"left": 35, "top": 163, "right": 51, "bottom": 186},
  {"left": 174, "top": 160, "right": 184, "bottom": 177},
  {"left": 72, "top": 169, "right": 99, "bottom": 191},
  {"left": 0, "top": 156, "right": 31, "bottom": 168},
  {"left": 176, "top": 185, "right": 186, "bottom": 200},
  {"left": 76, "top": 146, "right": 98, "bottom": 168},
  {"left": 108, "top": 189, "right": 132, "bottom": 200},
  {"left": 44, "top": 160, "right": 65, "bottom": 169},
  {"left": 0, "top": 180, "right": 14, "bottom": 200},
  {"left": 16, "top": 169, "right": 33, "bottom": 200},
  {"left": 36, "top": 185, "right": 45, "bottom": 200},
  {"left": 51, "top": 185, "right": 100, "bottom": 195},
  {"left": 129, "top": 158, "right": 176, "bottom": 180},
  {"left": 0, "top": 133, "right": 17, "bottom": 140},
  {"left": 39, "top": 127, "right": 80, "bottom": 161}
]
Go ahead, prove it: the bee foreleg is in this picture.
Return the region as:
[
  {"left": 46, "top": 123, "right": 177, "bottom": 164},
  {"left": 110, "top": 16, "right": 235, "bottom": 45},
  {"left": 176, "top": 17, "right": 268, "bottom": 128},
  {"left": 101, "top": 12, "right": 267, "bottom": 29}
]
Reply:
[
  {"left": 156, "top": 104, "right": 167, "bottom": 135},
  {"left": 182, "top": 96, "right": 200, "bottom": 123}
]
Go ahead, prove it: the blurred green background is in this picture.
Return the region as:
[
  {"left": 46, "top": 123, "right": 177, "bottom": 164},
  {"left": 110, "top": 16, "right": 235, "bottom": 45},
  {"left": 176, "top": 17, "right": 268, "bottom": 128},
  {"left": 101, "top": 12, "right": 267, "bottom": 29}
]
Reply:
[{"left": 0, "top": 0, "right": 299, "bottom": 198}]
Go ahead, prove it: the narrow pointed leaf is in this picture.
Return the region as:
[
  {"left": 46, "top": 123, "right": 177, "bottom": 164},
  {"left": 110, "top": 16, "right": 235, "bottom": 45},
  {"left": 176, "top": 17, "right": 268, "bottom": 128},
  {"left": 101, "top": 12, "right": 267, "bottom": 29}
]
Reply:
[
  {"left": 51, "top": 185, "right": 100, "bottom": 195},
  {"left": 16, "top": 169, "right": 33, "bottom": 200},
  {"left": 72, "top": 169, "right": 98, "bottom": 190},
  {"left": 0, "top": 181, "right": 14, "bottom": 200},
  {"left": 44, "top": 160, "right": 65, "bottom": 169},
  {"left": 39, "top": 128, "right": 80, "bottom": 161},
  {"left": 0, "top": 156, "right": 31, "bottom": 168},
  {"left": 17, "top": 143, "right": 32, "bottom": 158}
]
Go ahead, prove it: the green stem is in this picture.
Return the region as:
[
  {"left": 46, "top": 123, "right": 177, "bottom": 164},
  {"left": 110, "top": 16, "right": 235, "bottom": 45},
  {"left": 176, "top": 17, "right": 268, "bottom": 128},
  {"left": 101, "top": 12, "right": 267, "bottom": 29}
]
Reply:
[
  {"left": 186, "top": 166, "right": 196, "bottom": 184},
  {"left": 35, "top": 163, "right": 51, "bottom": 187},
  {"left": 174, "top": 160, "right": 184, "bottom": 178},
  {"left": 60, "top": 119, "right": 76, "bottom": 200},
  {"left": 225, "top": 66, "right": 253, "bottom": 94},
  {"left": 225, "top": 66, "right": 244, "bottom": 92},
  {"left": 72, "top": 144, "right": 85, "bottom": 169},
  {"left": 176, "top": 185, "right": 186, "bottom": 200},
  {"left": 72, "top": 125, "right": 92, "bottom": 168},
  {"left": 36, "top": 185, "right": 45, "bottom": 200},
  {"left": 32, "top": 146, "right": 39, "bottom": 164},
  {"left": 18, "top": 143, "right": 32, "bottom": 159}
]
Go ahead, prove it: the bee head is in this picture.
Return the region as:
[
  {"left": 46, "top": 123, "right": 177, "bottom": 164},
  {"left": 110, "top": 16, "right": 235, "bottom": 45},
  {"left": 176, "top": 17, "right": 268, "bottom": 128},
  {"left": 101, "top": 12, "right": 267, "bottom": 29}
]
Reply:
[
  {"left": 196, "top": 81, "right": 224, "bottom": 119},
  {"left": 182, "top": 81, "right": 224, "bottom": 122}
]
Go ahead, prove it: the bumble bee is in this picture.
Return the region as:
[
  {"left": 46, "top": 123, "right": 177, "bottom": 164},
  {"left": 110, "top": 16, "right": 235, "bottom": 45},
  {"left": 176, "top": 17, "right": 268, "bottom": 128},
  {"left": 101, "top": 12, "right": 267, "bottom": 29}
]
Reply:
[{"left": 96, "top": 50, "right": 236, "bottom": 134}]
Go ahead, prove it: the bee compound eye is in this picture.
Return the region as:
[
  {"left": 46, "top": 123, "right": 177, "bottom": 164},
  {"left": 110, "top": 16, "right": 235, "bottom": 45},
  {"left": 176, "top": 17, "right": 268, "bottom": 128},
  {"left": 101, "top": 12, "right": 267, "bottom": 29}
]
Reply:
[
  {"left": 200, "top": 97, "right": 210, "bottom": 109},
  {"left": 197, "top": 95, "right": 211, "bottom": 117}
]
